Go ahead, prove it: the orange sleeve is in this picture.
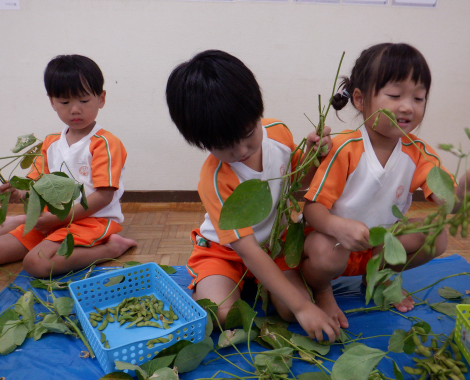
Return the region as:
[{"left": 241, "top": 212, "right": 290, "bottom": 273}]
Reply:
[
  {"left": 89, "top": 130, "right": 126, "bottom": 189},
  {"left": 402, "top": 135, "right": 457, "bottom": 200},
  {"left": 304, "top": 131, "right": 364, "bottom": 209},
  {"left": 26, "top": 134, "right": 59, "bottom": 180},
  {"left": 198, "top": 156, "right": 254, "bottom": 245}
]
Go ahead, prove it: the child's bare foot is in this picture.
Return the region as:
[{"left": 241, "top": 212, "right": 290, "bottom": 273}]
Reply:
[
  {"left": 362, "top": 275, "right": 414, "bottom": 312},
  {"left": 106, "top": 234, "right": 137, "bottom": 258},
  {"left": 394, "top": 289, "right": 414, "bottom": 313},
  {"left": 314, "top": 285, "right": 349, "bottom": 329}
]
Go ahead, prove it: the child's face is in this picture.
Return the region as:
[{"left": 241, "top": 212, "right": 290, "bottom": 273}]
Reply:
[
  {"left": 209, "top": 119, "right": 263, "bottom": 165},
  {"left": 355, "top": 77, "right": 427, "bottom": 140},
  {"left": 50, "top": 91, "right": 106, "bottom": 134}
]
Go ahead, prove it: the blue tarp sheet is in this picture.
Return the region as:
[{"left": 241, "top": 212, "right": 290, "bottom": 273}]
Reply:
[{"left": 1, "top": 254, "right": 469, "bottom": 380}]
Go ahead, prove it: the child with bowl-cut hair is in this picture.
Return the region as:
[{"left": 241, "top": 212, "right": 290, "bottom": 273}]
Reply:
[
  {"left": 0, "top": 54, "right": 136, "bottom": 277},
  {"left": 166, "top": 49, "right": 339, "bottom": 342}
]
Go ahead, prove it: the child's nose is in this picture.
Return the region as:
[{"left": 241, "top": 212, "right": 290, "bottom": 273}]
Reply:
[
  {"left": 398, "top": 99, "right": 413, "bottom": 113},
  {"left": 233, "top": 145, "right": 248, "bottom": 158},
  {"left": 70, "top": 104, "right": 81, "bottom": 114}
]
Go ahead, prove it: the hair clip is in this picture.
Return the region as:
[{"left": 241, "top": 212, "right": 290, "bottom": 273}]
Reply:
[{"left": 341, "top": 90, "right": 350, "bottom": 99}]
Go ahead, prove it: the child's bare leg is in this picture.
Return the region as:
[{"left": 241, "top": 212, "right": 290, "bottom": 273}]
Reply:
[
  {"left": 269, "top": 269, "right": 313, "bottom": 323},
  {"left": 301, "top": 231, "right": 350, "bottom": 329},
  {"left": 22, "top": 234, "right": 137, "bottom": 278},
  {"left": 192, "top": 275, "right": 241, "bottom": 328},
  {"left": 0, "top": 215, "right": 26, "bottom": 236},
  {"left": 0, "top": 234, "right": 29, "bottom": 265}
]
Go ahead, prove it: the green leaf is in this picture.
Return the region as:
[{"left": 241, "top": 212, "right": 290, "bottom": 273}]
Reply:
[
  {"left": 57, "top": 233, "right": 74, "bottom": 259},
  {"left": 0, "top": 309, "right": 19, "bottom": 335},
  {"left": 47, "top": 198, "right": 73, "bottom": 221},
  {"left": 39, "top": 322, "right": 73, "bottom": 334},
  {"left": 30, "top": 278, "right": 71, "bottom": 291},
  {"left": 298, "top": 373, "right": 331, "bottom": 380},
  {"left": 0, "top": 320, "right": 28, "bottom": 355},
  {"left": 147, "top": 367, "right": 178, "bottom": 380},
  {"left": 24, "top": 186, "right": 45, "bottom": 234},
  {"left": 430, "top": 302, "right": 457, "bottom": 317},
  {"left": 331, "top": 344, "right": 386, "bottom": 380},
  {"left": 391, "top": 205, "right": 405, "bottom": 220},
  {"left": 115, "top": 361, "right": 148, "bottom": 379},
  {"left": 461, "top": 297, "right": 470, "bottom": 304},
  {"left": 373, "top": 283, "right": 386, "bottom": 309},
  {"left": 155, "top": 339, "right": 192, "bottom": 358},
  {"left": 159, "top": 265, "right": 176, "bottom": 275},
  {"left": 98, "top": 372, "right": 134, "bottom": 380},
  {"left": 225, "top": 299, "right": 257, "bottom": 332},
  {"left": 140, "top": 355, "right": 176, "bottom": 377},
  {"left": 365, "top": 254, "right": 383, "bottom": 305},
  {"left": 388, "top": 329, "right": 407, "bottom": 353},
  {"left": 438, "top": 144, "right": 454, "bottom": 152},
  {"left": 196, "top": 299, "right": 218, "bottom": 323},
  {"left": 14, "top": 291, "right": 35, "bottom": 332},
  {"left": 123, "top": 261, "right": 143, "bottom": 268},
  {"left": 11, "top": 134, "right": 37, "bottom": 153},
  {"left": 412, "top": 321, "right": 431, "bottom": 334},
  {"left": 383, "top": 232, "right": 406, "bottom": 266},
  {"left": 260, "top": 321, "right": 292, "bottom": 349},
  {"left": 173, "top": 337, "right": 213, "bottom": 373},
  {"left": 203, "top": 314, "right": 213, "bottom": 338},
  {"left": 465, "top": 128, "right": 470, "bottom": 140},
  {"left": 0, "top": 192, "right": 10, "bottom": 225},
  {"left": 33, "top": 174, "right": 76, "bottom": 210},
  {"left": 284, "top": 222, "right": 305, "bottom": 268},
  {"left": 438, "top": 286, "right": 463, "bottom": 300},
  {"left": 104, "top": 275, "right": 125, "bottom": 287},
  {"left": 218, "top": 328, "right": 257, "bottom": 348},
  {"left": 79, "top": 183, "right": 88, "bottom": 210},
  {"left": 290, "top": 333, "right": 330, "bottom": 355},
  {"left": 392, "top": 360, "right": 404, "bottom": 380},
  {"left": 403, "top": 332, "right": 416, "bottom": 354},
  {"left": 33, "top": 314, "right": 59, "bottom": 340},
  {"left": 219, "top": 179, "right": 272, "bottom": 230},
  {"left": 427, "top": 166, "right": 455, "bottom": 213},
  {"left": 382, "top": 274, "right": 404, "bottom": 305},
  {"left": 254, "top": 316, "right": 289, "bottom": 330},
  {"left": 20, "top": 143, "right": 43, "bottom": 169},
  {"left": 53, "top": 297, "right": 74, "bottom": 316},
  {"left": 10, "top": 176, "right": 33, "bottom": 191},
  {"left": 368, "top": 227, "right": 387, "bottom": 247},
  {"left": 254, "top": 347, "right": 293, "bottom": 374}
]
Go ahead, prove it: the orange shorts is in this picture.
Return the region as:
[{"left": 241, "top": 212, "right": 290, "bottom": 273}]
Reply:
[
  {"left": 9, "top": 218, "right": 122, "bottom": 251},
  {"left": 341, "top": 248, "right": 373, "bottom": 277},
  {"left": 187, "top": 228, "right": 304, "bottom": 290}
]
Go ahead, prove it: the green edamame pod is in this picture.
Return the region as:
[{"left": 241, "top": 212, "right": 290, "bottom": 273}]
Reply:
[
  {"left": 412, "top": 333, "right": 431, "bottom": 357},
  {"left": 104, "top": 340, "right": 110, "bottom": 349},
  {"left": 381, "top": 108, "right": 397, "bottom": 124},
  {"left": 125, "top": 316, "right": 143, "bottom": 329},
  {"left": 149, "top": 303, "right": 159, "bottom": 321},
  {"left": 100, "top": 332, "right": 106, "bottom": 343},
  {"left": 372, "top": 114, "right": 380, "bottom": 130},
  {"left": 89, "top": 318, "right": 98, "bottom": 327},
  {"left": 403, "top": 366, "right": 424, "bottom": 375},
  {"left": 106, "top": 313, "right": 115, "bottom": 323},
  {"left": 169, "top": 306, "right": 178, "bottom": 321},
  {"left": 158, "top": 337, "right": 169, "bottom": 343},
  {"left": 162, "top": 322, "right": 170, "bottom": 329},
  {"left": 313, "top": 157, "right": 320, "bottom": 167},
  {"left": 98, "top": 318, "right": 108, "bottom": 331},
  {"left": 94, "top": 306, "right": 107, "bottom": 316},
  {"left": 289, "top": 195, "right": 301, "bottom": 213},
  {"left": 168, "top": 334, "right": 173, "bottom": 341},
  {"left": 414, "top": 327, "right": 428, "bottom": 343}
]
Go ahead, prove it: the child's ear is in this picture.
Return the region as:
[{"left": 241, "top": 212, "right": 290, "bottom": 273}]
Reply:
[
  {"left": 352, "top": 89, "right": 364, "bottom": 112},
  {"left": 99, "top": 91, "right": 106, "bottom": 109},
  {"left": 49, "top": 97, "right": 57, "bottom": 110}
]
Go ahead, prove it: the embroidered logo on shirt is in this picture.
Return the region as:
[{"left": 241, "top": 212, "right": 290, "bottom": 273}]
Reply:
[
  {"left": 280, "top": 164, "right": 286, "bottom": 176},
  {"left": 79, "top": 166, "right": 90, "bottom": 176},
  {"left": 396, "top": 185, "right": 404, "bottom": 199}
]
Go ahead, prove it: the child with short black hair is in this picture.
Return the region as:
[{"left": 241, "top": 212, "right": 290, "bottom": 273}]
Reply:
[
  {"left": 0, "top": 54, "right": 136, "bottom": 277},
  {"left": 302, "top": 43, "right": 469, "bottom": 328},
  {"left": 167, "top": 49, "right": 339, "bottom": 342}
]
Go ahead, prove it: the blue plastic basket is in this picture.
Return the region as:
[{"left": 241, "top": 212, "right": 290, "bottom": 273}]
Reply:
[{"left": 68, "top": 263, "right": 207, "bottom": 375}]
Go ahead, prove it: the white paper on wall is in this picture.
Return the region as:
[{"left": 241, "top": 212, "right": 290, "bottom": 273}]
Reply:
[
  {"left": 342, "top": 0, "right": 388, "bottom": 5},
  {"left": 0, "top": 0, "right": 20, "bottom": 10},
  {"left": 293, "top": 0, "right": 340, "bottom": 3},
  {"left": 392, "top": 0, "right": 437, "bottom": 7}
]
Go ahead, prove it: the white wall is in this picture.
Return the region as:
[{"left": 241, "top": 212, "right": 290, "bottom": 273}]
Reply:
[{"left": 1, "top": 0, "right": 469, "bottom": 190}]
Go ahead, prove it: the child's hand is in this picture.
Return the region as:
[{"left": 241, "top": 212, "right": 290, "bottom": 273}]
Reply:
[
  {"left": 333, "top": 218, "right": 371, "bottom": 252},
  {"left": 35, "top": 212, "right": 63, "bottom": 235},
  {"left": 0, "top": 182, "right": 24, "bottom": 203},
  {"left": 306, "top": 126, "right": 332, "bottom": 157},
  {"left": 295, "top": 302, "right": 340, "bottom": 342}
]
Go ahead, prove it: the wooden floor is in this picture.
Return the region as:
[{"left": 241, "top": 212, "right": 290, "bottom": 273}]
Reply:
[{"left": 1, "top": 201, "right": 469, "bottom": 291}]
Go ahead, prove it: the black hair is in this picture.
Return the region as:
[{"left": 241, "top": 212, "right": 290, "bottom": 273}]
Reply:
[
  {"left": 44, "top": 55, "right": 104, "bottom": 99},
  {"left": 166, "top": 50, "right": 264, "bottom": 151},
  {"left": 331, "top": 43, "right": 431, "bottom": 112}
]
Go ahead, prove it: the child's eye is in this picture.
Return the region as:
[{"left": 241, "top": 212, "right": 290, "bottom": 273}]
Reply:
[
  {"left": 415, "top": 97, "right": 425, "bottom": 102},
  {"left": 60, "top": 101, "right": 69, "bottom": 105},
  {"left": 80, "top": 100, "right": 89, "bottom": 103},
  {"left": 387, "top": 94, "right": 400, "bottom": 98}
]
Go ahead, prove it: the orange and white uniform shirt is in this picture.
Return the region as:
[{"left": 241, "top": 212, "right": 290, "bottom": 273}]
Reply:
[
  {"left": 27, "top": 124, "right": 126, "bottom": 223},
  {"left": 305, "top": 125, "right": 450, "bottom": 229},
  {"left": 9, "top": 124, "right": 126, "bottom": 251},
  {"left": 199, "top": 119, "right": 301, "bottom": 247},
  {"left": 186, "top": 119, "right": 301, "bottom": 289}
]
